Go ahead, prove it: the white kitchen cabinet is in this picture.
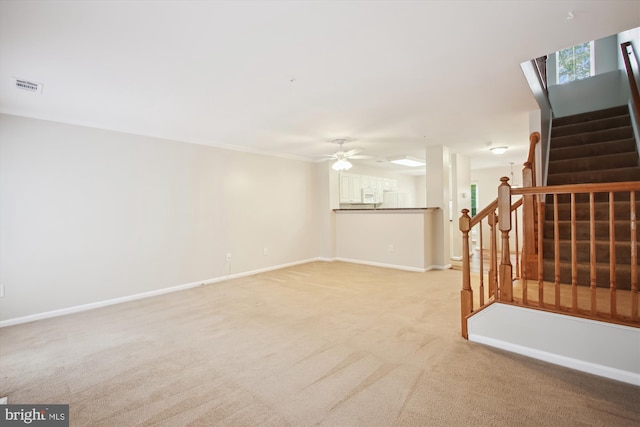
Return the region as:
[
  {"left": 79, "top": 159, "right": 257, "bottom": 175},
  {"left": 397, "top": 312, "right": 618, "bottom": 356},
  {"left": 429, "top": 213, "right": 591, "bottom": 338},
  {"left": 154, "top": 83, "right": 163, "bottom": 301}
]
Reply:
[
  {"left": 376, "top": 178, "right": 384, "bottom": 202},
  {"left": 381, "top": 178, "right": 398, "bottom": 191},
  {"left": 361, "top": 175, "right": 376, "bottom": 189},
  {"left": 339, "top": 173, "right": 362, "bottom": 203},
  {"left": 340, "top": 174, "right": 397, "bottom": 204}
]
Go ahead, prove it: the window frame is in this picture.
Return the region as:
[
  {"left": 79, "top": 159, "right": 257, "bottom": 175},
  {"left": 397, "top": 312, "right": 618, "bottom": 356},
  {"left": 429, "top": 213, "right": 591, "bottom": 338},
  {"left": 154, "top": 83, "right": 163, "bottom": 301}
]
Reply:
[{"left": 555, "top": 40, "right": 595, "bottom": 84}]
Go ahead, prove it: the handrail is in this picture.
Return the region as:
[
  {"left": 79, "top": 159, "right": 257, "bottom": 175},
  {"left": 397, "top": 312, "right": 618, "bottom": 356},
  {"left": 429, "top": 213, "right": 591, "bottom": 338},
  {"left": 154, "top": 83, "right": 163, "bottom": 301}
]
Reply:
[
  {"left": 526, "top": 132, "right": 541, "bottom": 187},
  {"left": 513, "top": 181, "right": 640, "bottom": 196},
  {"left": 459, "top": 193, "right": 523, "bottom": 338},
  {"left": 621, "top": 41, "right": 640, "bottom": 126},
  {"left": 470, "top": 198, "right": 497, "bottom": 228},
  {"left": 460, "top": 175, "right": 640, "bottom": 338}
]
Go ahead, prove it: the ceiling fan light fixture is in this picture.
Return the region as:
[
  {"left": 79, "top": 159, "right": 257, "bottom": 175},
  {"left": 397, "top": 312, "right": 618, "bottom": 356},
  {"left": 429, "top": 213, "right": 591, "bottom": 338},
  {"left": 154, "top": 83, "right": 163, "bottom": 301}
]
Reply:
[
  {"left": 332, "top": 158, "right": 352, "bottom": 171},
  {"left": 490, "top": 146, "right": 508, "bottom": 155},
  {"left": 389, "top": 155, "right": 425, "bottom": 167}
]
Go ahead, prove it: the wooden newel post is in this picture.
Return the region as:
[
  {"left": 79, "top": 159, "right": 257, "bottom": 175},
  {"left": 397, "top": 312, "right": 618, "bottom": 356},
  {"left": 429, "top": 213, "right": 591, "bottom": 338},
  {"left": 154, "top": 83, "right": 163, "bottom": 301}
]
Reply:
[
  {"left": 459, "top": 208, "right": 473, "bottom": 339},
  {"left": 498, "top": 177, "right": 513, "bottom": 302},
  {"left": 528, "top": 132, "right": 540, "bottom": 187}
]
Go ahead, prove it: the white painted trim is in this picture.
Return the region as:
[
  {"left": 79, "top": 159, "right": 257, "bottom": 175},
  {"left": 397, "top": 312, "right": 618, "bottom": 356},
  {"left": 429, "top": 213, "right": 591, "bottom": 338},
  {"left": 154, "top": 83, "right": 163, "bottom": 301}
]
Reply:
[
  {"left": 334, "top": 257, "right": 426, "bottom": 272},
  {"left": 221, "top": 258, "right": 324, "bottom": 281},
  {"left": 0, "top": 257, "right": 323, "bottom": 328},
  {"left": 469, "top": 333, "right": 640, "bottom": 386},
  {"left": 468, "top": 304, "right": 640, "bottom": 386}
]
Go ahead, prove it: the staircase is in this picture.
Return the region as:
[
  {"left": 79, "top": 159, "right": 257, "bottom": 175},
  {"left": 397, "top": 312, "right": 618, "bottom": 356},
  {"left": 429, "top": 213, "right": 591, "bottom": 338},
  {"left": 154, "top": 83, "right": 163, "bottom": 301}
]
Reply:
[{"left": 543, "top": 105, "right": 640, "bottom": 290}]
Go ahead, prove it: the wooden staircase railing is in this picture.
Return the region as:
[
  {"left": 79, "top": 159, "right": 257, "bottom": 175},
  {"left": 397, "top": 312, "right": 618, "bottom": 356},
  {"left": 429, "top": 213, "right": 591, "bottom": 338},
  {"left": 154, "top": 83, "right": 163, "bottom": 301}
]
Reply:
[
  {"left": 460, "top": 177, "right": 640, "bottom": 338},
  {"left": 522, "top": 132, "right": 540, "bottom": 280},
  {"left": 621, "top": 41, "right": 640, "bottom": 126},
  {"left": 459, "top": 192, "right": 523, "bottom": 338}
]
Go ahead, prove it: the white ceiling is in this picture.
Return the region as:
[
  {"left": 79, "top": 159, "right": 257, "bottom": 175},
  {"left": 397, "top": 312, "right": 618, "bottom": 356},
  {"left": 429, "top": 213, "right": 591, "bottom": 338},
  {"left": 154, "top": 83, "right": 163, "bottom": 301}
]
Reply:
[{"left": 1, "top": 1, "right": 638, "bottom": 172}]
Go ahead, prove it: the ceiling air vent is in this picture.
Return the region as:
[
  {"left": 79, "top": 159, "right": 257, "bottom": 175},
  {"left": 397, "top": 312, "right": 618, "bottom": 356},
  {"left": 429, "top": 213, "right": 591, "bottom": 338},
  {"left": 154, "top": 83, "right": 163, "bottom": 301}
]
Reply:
[{"left": 12, "top": 77, "right": 43, "bottom": 93}]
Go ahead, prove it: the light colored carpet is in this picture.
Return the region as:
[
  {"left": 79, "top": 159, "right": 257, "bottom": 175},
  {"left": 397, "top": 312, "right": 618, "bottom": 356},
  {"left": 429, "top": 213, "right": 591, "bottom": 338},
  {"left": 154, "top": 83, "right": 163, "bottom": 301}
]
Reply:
[{"left": 1, "top": 261, "right": 638, "bottom": 426}]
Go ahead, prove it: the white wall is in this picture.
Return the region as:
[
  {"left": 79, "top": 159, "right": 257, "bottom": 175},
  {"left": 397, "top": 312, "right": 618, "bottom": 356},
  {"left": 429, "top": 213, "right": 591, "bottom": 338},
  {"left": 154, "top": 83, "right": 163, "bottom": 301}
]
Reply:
[
  {"left": 470, "top": 164, "right": 523, "bottom": 252},
  {"left": 0, "top": 114, "right": 320, "bottom": 321},
  {"left": 335, "top": 209, "right": 438, "bottom": 271},
  {"left": 548, "top": 70, "right": 626, "bottom": 117},
  {"left": 314, "top": 162, "right": 336, "bottom": 259},
  {"left": 425, "top": 145, "right": 451, "bottom": 268},
  {"left": 450, "top": 154, "right": 471, "bottom": 259},
  {"left": 547, "top": 34, "right": 630, "bottom": 117},
  {"left": 468, "top": 303, "right": 640, "bottom": 385}
]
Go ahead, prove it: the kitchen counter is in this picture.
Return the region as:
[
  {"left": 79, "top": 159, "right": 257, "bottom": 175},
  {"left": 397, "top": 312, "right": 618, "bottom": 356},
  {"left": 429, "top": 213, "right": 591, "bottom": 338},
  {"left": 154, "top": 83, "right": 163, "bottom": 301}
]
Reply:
[
  {"left": 334, "top": 207, "right": 437, "bottom": 212},
  {"left": 333, "top": 207, "right": 445, "bottom": 271}
]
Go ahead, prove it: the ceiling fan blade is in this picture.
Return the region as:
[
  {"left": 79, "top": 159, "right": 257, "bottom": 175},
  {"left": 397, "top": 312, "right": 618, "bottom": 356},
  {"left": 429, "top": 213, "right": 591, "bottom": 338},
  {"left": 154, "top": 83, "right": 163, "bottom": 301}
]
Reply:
[
  {"left": 344, "top": 148, "right": 363, "bottom": 157},
  {"left": 349, "top": 154, "right": 372, "bottom": 160}
]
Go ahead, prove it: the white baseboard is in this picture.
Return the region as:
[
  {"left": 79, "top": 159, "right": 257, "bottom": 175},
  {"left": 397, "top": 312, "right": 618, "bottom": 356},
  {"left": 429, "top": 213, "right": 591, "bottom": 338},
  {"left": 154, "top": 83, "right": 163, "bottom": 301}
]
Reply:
[
  {"left": 467, "top": 303, "right": 640, "bottom": 386},
  {"left": 334, "top": 257, "right": 426, "bottom": 272},
  {"left": 0, "top": 257, "right": 324, "bottom": 328},
  {"left": 430, "top": 264, "right": 452, "bottom": 270},
  {"left": 469, "top": 334, "right": 640, "bottom": 386},
  {"left": 0, "top": 257, "right": 449, "bottom": 327}
]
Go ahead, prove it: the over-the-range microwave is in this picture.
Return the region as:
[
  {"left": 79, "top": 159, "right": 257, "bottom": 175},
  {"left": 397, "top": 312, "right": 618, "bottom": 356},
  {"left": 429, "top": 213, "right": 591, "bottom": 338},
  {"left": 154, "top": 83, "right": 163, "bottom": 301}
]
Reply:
[{"left": 361, "top": 188, "right": 377, "bottom": 204}]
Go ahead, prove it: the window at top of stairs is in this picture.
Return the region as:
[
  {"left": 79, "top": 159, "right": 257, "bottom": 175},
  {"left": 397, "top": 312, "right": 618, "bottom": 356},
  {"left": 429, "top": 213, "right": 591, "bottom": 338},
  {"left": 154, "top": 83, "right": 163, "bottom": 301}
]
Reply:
[{"left": 556, "top": 41, "right": 594, "bottom": 84}]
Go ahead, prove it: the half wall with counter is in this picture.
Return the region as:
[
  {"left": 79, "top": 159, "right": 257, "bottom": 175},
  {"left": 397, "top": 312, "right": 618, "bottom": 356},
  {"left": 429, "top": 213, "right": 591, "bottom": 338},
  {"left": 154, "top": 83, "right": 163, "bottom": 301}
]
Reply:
[{"left": 334, "top": 208, "right": 443, "bottom": 272}]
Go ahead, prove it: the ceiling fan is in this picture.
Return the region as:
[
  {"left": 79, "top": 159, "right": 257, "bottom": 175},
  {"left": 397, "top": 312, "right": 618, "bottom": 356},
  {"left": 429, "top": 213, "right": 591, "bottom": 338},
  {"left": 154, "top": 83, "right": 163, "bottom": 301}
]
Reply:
[{"left": 325, "top": 138, "right": 368, "bottom": 171}]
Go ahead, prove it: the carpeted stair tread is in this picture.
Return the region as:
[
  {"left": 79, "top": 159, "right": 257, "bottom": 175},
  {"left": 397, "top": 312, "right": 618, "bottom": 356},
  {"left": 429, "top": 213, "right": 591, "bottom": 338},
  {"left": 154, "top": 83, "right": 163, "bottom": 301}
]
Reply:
[
  {"left": 551, "top": 114, "right": 631, "bottom": 138},
  {"left": 546, "top": 166, "right": 640, "bottom": 185},
  {"left": 552, "top": 105, "right": 629, "bottom": 127},
  {"left": 548, "top": 152, "right": 639, "bottom": 174},
  {"left": 542, "top": 239, "right": 635, "bottom": 264},
  {"left": 544, "top": 201, "right": 640, "bottom": 220},
  {"left": 541, "top": 105, "right": 638, "bottom": 290},
  {"left": 548, "top": 138, "right": 637, "bottom": 161},
  {"left": 548, "top": 192, "right": 638, "bottom": 204},
  {"left": 550, "top": 126, "right": 634, "bottom": 149},
  {"left": 542, "top": 259, "right": 636, "bottom": 290},
  {"left": 543, "top": 220, "right": 632, "bottom": 240}
]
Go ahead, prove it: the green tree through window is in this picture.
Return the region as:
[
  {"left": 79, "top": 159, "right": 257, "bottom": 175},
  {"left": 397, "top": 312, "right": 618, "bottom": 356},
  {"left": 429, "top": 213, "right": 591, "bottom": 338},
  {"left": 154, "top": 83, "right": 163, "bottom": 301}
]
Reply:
[
  {"left": 557, "top": 41, "right": 594, "bottom": 84},
  {"left": 471, "top": 184, "right": 477, "bottom": 217}
]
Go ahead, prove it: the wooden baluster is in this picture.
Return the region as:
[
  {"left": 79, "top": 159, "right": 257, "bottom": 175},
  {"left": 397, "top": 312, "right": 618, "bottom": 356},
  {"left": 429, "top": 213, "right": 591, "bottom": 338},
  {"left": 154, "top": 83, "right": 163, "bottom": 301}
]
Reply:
[
  {"left": 571, "top": 193, "right": 578, "bottom": 312},
  {"left": 521, "top": 204, "right": 528, "bottom": 306},
  {"left": 522, "top": 162, "right": 538, "bottom": 280},
  {"left": 631, "top": 191, "right": 638, "bottom": 322},
  {"left": 554, "top": 194, "right": 560, "bottom": 309},
  {"left": 537, "top": 197, "right": 545, "bottom": 307},
  {"left": 590, "top": 192, "right": 597, "bottom": 315},
  {"left": 478, "top": 229, "right": 485, "bottom": 307},
  {"left": 489, "top": 211, "right": 498, "bottom": 299},
  {"left": 610, "top": 192, "right": 617, "bottom": 318},
  {"left": 498, "top": 177, "right": 513, "bottom": 302},
  {"left": 515, "top": 206, "right": 521, "bottom": 280},
  {"left": 460, "top": 209, "right": 473, "bottom": 339}
]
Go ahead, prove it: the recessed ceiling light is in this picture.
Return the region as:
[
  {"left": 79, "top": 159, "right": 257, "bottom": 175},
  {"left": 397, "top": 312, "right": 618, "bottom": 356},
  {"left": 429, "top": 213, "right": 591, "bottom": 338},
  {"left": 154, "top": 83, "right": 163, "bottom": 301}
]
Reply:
[
  {"left": 389, "top": 155, "right": 425, "bottom": 167},
  {"left": 490, "top": 146, "right": 508, "bottom": 155}
]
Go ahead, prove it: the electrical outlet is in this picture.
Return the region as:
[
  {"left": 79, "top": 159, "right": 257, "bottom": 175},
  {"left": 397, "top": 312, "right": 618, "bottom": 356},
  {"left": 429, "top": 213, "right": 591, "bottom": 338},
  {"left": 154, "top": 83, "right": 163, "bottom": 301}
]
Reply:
[
  {"left": 263, "top": 247, "right": 269, "bottom": 256},
  {"left": 388, "top": 244, "right": 394, "bottom": 253},
  {"left": 0, "top": 283, "right": 4, "bottom": 298},
  {"left": 226, "top": 253, "right": 232, "bottom": 262}
]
